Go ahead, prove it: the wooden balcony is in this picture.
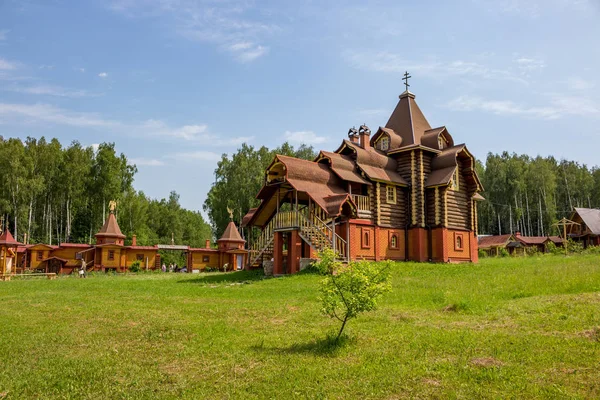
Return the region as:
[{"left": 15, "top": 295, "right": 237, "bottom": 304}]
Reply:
[{"left": 352, "top": 194, "right": 372, "bottom": 219}]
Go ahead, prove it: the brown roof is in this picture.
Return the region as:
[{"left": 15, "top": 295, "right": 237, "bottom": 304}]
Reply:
[
  {"left": 96, "top": 212, "right": 126, "bottom": 239},
  {"left": 478, "top": 234, "right": 514, "bottom": 249},
  {"left": 40, "top": 256, "right": 68, "bottom": 264},
  {"left": 338, "top": 140, "right": 408, "bottom": 186},
  {"left": 573, "top": 208, "right": 600, "bottom": 235},
  {"left": 384, "top": 91, "right": 432, "bottom": 149},
  {"left": 516, "top": 236, "right": 549, "bottom": 245},
  {"left": 317, "top": 151, "right": 371, "bottom": 185},
  {"left": 218, "top": 221, "right": 245, "bottom": 243},
  {"left": 126, "top": 246, "right": 157, "bottom": 250},
  {"left": 59, "top": 243, "right": 92, "bottom": 248},
  {"left": 0, "top": 229, "right": 20, "bottom": 246},
  {"left": 241, "top": 208, "right": 257, "bottom": 227},
  {"left": 277, "top": 154, "right": 353, "bottom": 216},
  {"left": 370, "top": 126, "right": 403, "bottom": 151},
  {"left": 189, "top": 247, "right": 219, "bottom": 252},
  {"left": 548, "top": 236, "right": 564, "bottom": 244},
  {"left": 425, "top": 166, "right": 456, "bottom": 187}
]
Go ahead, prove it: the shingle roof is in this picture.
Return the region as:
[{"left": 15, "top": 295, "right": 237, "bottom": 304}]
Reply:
[
  {"left": 573, "top": 207, "right": 600, "bottom": 235},
  {"left": 516, "top": 236, "right": 549, "bottom": 245},
  {"left": 96, "top": 212, "right": 126, "bottom": 239},
  {"left": 0, "top": 229, "right": 20, "bottom": 246},
  {"left": 339, "top": 140, "right": 408, "bottom": 186},
  {"left": 218, "top": 221, "right": 245, "bottom": 243},
  {"left": 317, "top": 151, "right": 371, "bottom": 185},
  {"left": 384, "top": 91, "right": 432, "bottom": 148},
  {"left": 277, "top": 154, "right": 354, "bottom": 217},
  {"left": 478, "top": 234, "right": 514, "bottom": 249},
  {"left": 241, "top": 208, "right": 257, "bottom": 227}
]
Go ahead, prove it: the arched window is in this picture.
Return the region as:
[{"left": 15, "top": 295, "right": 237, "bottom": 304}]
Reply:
[
  {"left": 390, "top": 234, "right": 398, "bottom": 249},
  {"left": 361, "top": 228, "right": 371, "bottom": 249},
  {"left": 455, "top": 234, "right": 464, "bottom": 250}
]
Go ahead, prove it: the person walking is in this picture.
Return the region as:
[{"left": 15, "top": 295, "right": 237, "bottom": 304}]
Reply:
[
  {"left": 79, "top": 259, "right": 87, "bottom": 278},
  {"left": 161, "top": 263, "right": 166, "bottom": 273}
]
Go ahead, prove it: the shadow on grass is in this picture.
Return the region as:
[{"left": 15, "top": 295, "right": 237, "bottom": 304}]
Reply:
[
  {"left": 251, "top": 334, "right": 354, "bottom": 356},
  {"left": 177, "top": 270, "right": 265, "bottom": 284}
]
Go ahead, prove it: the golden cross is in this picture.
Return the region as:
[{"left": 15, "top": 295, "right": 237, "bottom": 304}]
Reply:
[{"left": 402, "top": 71, "right": 411, "bottom": 91}]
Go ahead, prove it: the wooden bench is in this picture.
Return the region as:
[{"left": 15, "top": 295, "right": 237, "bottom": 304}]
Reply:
[{"left": 0, "top": 273, "right": 57, "bottom": 281}]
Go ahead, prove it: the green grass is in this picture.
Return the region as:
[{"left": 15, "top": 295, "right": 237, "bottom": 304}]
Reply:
[{"left": 1, "top": 255, "right": 599, "bottom": 399}]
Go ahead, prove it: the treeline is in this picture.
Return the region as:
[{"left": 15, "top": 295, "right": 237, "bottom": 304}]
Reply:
[
  {"left": 203, "top": 142, "right": 316, "bottom": 239},
  {"left": 477, "top": 152, "right": 600, "bottom": 236},
  {"left": 0, "top": 137, "right": 211, "bottom": 247}
]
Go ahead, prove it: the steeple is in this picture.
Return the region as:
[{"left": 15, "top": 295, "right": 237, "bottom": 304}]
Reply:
[
  {"left": 384, "top": 75, "right": 431, "bottom": 147},
  {"left": 95, "top": 201, "right": 126, "bottom": 245}
]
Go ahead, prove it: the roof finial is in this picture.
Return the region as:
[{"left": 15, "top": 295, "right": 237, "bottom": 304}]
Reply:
[
  {"left": 227, "top": 206, "right": 234, "bottom": 221},
  {"left": 402, "top": 71, "right": 411, "bottom": 92},
  {"left": 109, "top": 200, "right": 117, "bottom": 213}
]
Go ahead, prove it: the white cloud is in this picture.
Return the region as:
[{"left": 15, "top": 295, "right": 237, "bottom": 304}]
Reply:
[
  {"left": 90, "top": 143, "right": 100, "bottom": 153},
  {"left": 98, "top": 72, "right": 108, "bottom": 78},
  {"left": 0, "top": 57, "right": 18, "bottom": 70},
  {"left": 514, "top": 57, "right": 545, "bottom": 73},
  {"left": 77, "top": 67, "right": 86, "bottom": 73},
  {"left": 130, "top": 158, "right": 165, "bottom": 166},
  {"left": 446, "top": 95, "right": 599, "bottom": 120},
  {"left": 344, "top": 51, "right": 527, "bottom": 84},
  {"left": 4, "top": 84, "right": 97, "bottom": 98},
  {"left": 284, "top": 130, "right": 328, "bottom": 145},
  {"left": 0, "top": 102, "right": 251, "bottom": 146},
  {"left": 38, "top": 64, "right": 54, "bottom": 70},
  {"left": 110, "top": 0, "right": 275, "bottom": 62},
  {"left": 0, "top": 103, "right": 119, "bottom": 127}
]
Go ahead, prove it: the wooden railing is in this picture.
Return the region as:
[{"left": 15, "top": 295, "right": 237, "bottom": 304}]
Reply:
[
  {"left": 248, "top": 219, "right": 276, "bottom": 265},
  {"left": 249, "top": 206, "right": 348, "bottom": 265},
  {"left": 351, "top": 194, "right": 370, "bottom": 211}
]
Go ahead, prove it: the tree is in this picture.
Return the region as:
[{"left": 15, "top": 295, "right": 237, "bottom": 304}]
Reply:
[{"left": 317, "top": 249, "right": 392, "bottom": 342}]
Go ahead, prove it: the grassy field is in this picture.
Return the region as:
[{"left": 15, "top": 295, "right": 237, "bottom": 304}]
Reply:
[{"left": 0, "top": 255, "right": 599, "bottom": 399}]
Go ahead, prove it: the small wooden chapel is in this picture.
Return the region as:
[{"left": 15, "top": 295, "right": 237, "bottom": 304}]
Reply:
[{"left": 243, "top": 75, "right": 484, "bottom": 274}]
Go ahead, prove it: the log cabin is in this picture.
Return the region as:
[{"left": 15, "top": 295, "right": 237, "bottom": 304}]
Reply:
[
  {"left": 243, "top": 85, "right": 484, "bottom": 274},
  {"left": 567, "top": 208, "right": 600, "bottom": 248}
]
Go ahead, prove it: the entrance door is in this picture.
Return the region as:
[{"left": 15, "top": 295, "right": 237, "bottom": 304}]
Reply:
[{"left": 236, "top": 255, "right": 243, "bottom": 270}]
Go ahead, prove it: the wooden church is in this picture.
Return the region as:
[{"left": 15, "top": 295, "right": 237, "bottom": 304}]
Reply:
[{"left": 243, "top": 79, "right": 483, "bottom": 274}]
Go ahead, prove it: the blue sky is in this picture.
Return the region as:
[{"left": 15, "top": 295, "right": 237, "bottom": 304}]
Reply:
[{"left": 1, "top": 0, "right": 599, "bottom": 213}]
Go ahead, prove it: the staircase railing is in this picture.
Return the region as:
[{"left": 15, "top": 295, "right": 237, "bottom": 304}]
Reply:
[
  {"left": 248, "top": 219, "right": 276, "bottom": 265},
  {"left": 249, "top": 206, "right": 348, "bottom": 265}
]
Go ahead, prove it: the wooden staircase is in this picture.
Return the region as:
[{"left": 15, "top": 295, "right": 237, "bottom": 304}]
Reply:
[{"left": 248, "top": 208, "right": 347, "bottom": 267}]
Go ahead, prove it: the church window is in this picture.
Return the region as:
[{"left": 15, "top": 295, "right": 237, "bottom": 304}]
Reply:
[
  {"left": 361, "top": 228, "right": 371, "bottom": 249},
  {"left": 390, "top": 234, "right": 398, "bottom": 249},
  {"left": 386, "top": 185, "right": 396, "bottom": 204},
  {"left": 379, "top": 136, "right": 389, "bottom": 151},
  {"left": 451, "top": 168, "right": 459, "bottom": 191},
  {"left": 455, "top": 234, "right": 464, "bottom": 250},
  {"left": 136, "top": 254, "right": 144, "bottom": 261},
  {"left": 202, "top": 255, "right": 210, "bottom": 262},
  {"left": 37, "top": 251, "right": 43, "bottom": 261},
  {"left": 108, "top": 250, "right": 115, "bottom": 261}
]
